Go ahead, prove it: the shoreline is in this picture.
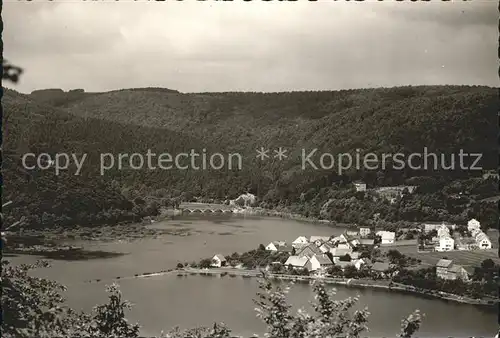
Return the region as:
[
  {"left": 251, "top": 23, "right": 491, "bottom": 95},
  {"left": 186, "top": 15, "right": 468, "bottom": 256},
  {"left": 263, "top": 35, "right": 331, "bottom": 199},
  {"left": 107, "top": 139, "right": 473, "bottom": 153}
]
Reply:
[
  {"left": 82, "top": 267, "right": 497, "bottom": 309},
  {"left": 177, "top": 268, "right": 498, "bottom": 309}
]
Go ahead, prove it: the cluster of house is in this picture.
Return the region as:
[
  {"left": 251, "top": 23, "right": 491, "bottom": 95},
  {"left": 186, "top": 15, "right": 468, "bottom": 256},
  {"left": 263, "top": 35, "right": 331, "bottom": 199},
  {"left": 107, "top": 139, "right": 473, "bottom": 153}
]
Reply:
[
  {"left": 423, "top": 218, "right": 492, "bottom": 252},
  {"left": 262, "top": 229, "right": 390, "bottom": 276},
  {"left": 466, "top": 219, "right": 492, "bottom": 249}
]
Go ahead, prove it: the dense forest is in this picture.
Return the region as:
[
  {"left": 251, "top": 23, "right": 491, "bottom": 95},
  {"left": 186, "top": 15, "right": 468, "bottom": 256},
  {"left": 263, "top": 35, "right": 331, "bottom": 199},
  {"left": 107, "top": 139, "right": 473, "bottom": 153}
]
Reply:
[{"left": 2, "top": 85, "right": 498, "bottom": 230}]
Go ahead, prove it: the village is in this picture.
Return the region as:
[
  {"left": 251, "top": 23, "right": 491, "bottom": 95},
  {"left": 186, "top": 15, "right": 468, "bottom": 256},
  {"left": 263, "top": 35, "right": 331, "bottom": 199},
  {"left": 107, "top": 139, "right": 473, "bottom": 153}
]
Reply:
[{"left": 203, "top": 217, "right": 496, "bottom": 286}]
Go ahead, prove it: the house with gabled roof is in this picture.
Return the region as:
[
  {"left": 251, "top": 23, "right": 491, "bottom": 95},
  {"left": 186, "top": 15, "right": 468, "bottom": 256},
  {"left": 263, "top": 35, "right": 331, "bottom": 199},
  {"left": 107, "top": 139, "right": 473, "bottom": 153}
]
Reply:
[
  {"left": 467, "top": 218, "right": 481, "bottom": 232},
  {"left": 292, "top": 236, "right": 309, "bottom": 248},
  {"left": 435, "top": 259, "right": 453, "bottom": 279},
  {"left": 211, "top": 254, "right": 227, "bottom": 268},
  {"left": 266, "top": 241, "right": 294, "bottom": 253},
  {"left": 284, "top": 256, "right": 309, "bottom": 270},
  {"left": 376, "top": 231, "right": 396, "bottom": 245},
  {"left": 353, "top": 181, "right": 367, "bottom": 192},
  {"left": 307, "top": 254, "right": 334, "bottom": 271},
  {"left": 359, "top": 227, "right": 371, "bottom": 238},
  {"left": 297, "top": 244, "right": 323, "bottom": 258}
]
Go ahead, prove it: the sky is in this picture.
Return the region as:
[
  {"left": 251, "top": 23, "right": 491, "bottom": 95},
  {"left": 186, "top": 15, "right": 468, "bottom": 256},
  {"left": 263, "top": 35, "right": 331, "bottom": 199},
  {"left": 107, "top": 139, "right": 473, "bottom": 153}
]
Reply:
[{"left": 3, "top": 0, "right": 498, "bottom": 93}]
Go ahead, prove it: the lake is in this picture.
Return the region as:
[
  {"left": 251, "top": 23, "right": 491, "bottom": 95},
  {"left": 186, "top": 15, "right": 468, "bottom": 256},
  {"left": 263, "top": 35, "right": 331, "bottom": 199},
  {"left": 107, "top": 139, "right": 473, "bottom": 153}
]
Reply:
[{"left": 9, "top": 214, "right": 498, "bottom": 337}]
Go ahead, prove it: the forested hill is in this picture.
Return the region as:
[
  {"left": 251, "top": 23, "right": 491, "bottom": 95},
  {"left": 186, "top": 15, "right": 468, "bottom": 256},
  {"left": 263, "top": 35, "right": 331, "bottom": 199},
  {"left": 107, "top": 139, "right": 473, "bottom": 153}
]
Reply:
[
  {"left": 3, "top": 85, "right": 498, "bottom": 230},
  {"left": 56, "top": 85, "right": 496, "bottom": 160}
]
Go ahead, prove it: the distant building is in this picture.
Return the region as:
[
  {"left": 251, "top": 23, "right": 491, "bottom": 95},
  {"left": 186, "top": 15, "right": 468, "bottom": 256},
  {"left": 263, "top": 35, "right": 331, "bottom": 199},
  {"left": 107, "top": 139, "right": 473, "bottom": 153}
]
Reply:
[
  {"left": 467, "top": 219, "right": 481, "bottom": 232},
  {"left": 436, "top": 259, "right": 470, "bottom": 281},
  {"left": 354, "top": 258, "right": 372, "bottom": 270},
  {"left": 447, "top": 265, "right": 470, "bottom": 281},
  {"left": 265, "top": 241, "right": 283, "bottom": 251},
  {"left": 307, "top": 254, "right": 334, "bottom": 271},
  {"left": 346, "top": 230, "right": 358, "bottom": 237},
  {"left": 374, "top": 185, "right": 417, "bottom": 194},
  {"left": 211, "top": 254, "right": 227, "bottom": 268},
  {"left": 482, "top": 170, "right": 499, "bottom": 180},
  {"left": 436, "top": 224, "right": 451, "bottom": 238},
  {"left": 474, "top": 231, "right": 492, "bottom": 249},
  {"left": 437, "top": 236, "right": 454, "bottom": 252},
  {"left": 265, "top": 241, "right": 293, "bottom": 253},
  {"left": 292, "top": 236, "right": 309, "bottom": 248},
  {"left": 353, "top": 181, "right": 367, "bottom": 192},
  {"left": 435, "top": 259, "right": 453, "bottom": 279},
  {"left": 359, "top": 227, "right": 371, "bottom": 238},
  {"left": 376, "top": 231, "right": 396, "bottom": 244},
  {"left": 284, "top": 256, "right": 309, "bottom": 270},
  {"left": 329, "top": 247, "right": 353, "bottom": 264}
]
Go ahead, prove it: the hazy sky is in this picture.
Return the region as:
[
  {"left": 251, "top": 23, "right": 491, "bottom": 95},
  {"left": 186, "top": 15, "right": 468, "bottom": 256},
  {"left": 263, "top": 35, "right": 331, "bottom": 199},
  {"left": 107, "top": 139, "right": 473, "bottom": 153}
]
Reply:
[{"left": 3, "top": 0, "right": 497, "bottom": 93}]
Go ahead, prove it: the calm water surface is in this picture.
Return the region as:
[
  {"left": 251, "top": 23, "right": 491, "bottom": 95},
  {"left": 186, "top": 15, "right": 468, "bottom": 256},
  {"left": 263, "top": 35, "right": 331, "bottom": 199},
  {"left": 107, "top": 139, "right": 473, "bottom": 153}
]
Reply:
[{"left": 10, "top": 215, "right": 498, "bottom": 337}]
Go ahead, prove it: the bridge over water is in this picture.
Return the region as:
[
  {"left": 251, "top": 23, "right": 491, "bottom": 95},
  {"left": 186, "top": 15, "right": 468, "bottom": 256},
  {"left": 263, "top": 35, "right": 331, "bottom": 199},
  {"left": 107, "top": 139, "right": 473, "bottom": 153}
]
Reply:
[{"left": 179, "top": 202, "right": 243, "bottom": 214}]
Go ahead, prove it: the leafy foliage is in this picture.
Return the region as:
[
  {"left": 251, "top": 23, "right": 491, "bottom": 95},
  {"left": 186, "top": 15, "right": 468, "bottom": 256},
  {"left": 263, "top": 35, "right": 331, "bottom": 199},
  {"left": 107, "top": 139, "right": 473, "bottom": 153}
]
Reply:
[{"left": 254, "top": 277, "right": 422, "bottom": 338}]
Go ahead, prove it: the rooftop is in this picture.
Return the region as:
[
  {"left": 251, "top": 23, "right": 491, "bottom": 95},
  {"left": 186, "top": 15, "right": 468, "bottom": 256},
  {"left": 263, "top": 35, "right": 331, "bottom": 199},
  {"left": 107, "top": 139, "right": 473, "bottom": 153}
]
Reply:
[
  {"left": 284, "top": 256, "right": 308, "bottom": 267},
  {"left": 436, "top": 259, "right": 453, "bottom": 268}
]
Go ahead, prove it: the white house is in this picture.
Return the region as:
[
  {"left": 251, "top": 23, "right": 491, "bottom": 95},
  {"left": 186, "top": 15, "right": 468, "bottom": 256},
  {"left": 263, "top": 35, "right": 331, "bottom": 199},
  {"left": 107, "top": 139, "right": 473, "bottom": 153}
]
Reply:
[
  {"left": 231, "top": 193, "right": 257, "bottom": 207},
  {"left": 265, "top": 242, "right": 277, "bottom": 251},
  {"left": 292, "top": 236, "right": 309, "bottom": 248},
  {"left": 376, "top": 231, "right": 396, "bottom": 244},
  {"left": 307, "top": 255, "right": 333, "bottom": 272},
  {"left": 265, "top": 241, "right": 285, "bottom": 251},
  {"left": 353, "top": 181, "right": 367, "bottom": 192},
  {"left": 436, "top": 236, "right": 455, "bottom": 252},
  {"left": 211, "top": 254, "right": 227, "bottom": 268},
  {"left": 359, "top": 227, "right": 371, "bottom": 238},
  {"left": 306, "top": 255, "right": 334, "bottom": 272},
  {"left": 329, "top": 247, "right": 353, "bottom": 264},
  {"left": 284, "top": 256, "right": 309, "bottom": 269},
  {"left": 474, "top": 232, "right": 492, "bottom": 249},
  {"left": 467, "top": 218, "right": 481, "bottom": 232}
]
